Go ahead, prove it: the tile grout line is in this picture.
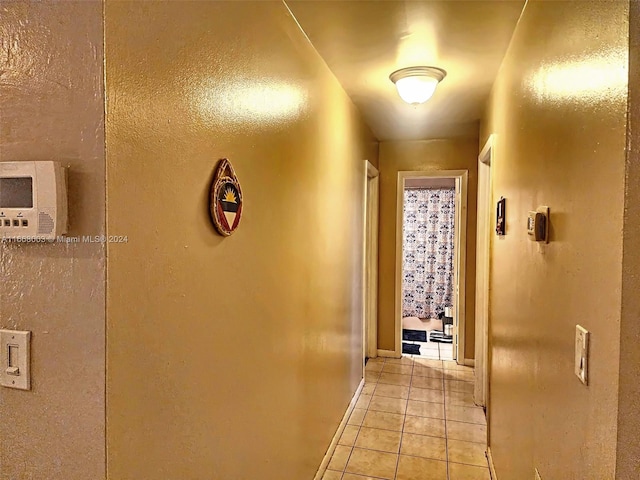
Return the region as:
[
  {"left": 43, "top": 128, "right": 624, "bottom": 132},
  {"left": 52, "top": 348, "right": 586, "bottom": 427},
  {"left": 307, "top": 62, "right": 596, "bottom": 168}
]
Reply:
[
  {"left": 393, "top": 357, "right": 413, "bottom": 480},
  {"left": 345, "top": 391, "right": 366, "bottom": 475},
  {"left": 341, "top": 356, "right": 385, "bottom": 477},
  {"left": 442, "top": 359, "right": 451, "bottom": 480}
]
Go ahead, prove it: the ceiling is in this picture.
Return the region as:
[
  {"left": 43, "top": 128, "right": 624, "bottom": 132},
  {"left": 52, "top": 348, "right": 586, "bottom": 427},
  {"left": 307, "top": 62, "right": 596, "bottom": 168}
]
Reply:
[{"left": 287, "top": 1, "right": 525, "bottom": 141}]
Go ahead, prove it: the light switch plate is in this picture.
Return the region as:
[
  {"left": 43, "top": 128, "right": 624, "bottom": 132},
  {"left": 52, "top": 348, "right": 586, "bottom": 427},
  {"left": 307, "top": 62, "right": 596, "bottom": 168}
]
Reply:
[
  {"left": 0, "top": 329, "right": 31, "bottom": 390},
  {"left": 575, "top": 325, "right": 589, "bottom": 385}
]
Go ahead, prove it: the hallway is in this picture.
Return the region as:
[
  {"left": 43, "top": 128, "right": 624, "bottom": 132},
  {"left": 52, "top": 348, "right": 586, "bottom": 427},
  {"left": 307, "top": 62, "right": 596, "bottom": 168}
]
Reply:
[
  {"left": 323, "top": 357, "right": 487, "bottom": 480},
  {"left": 1, "top": 1, "right": 639, "bottom": 478}
]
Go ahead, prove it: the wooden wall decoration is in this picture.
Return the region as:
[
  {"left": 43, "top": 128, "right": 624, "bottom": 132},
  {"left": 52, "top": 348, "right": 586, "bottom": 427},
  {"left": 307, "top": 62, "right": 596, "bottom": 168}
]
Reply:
[{"left": 209, "top": 159, "right": 243, "bottom": 236}]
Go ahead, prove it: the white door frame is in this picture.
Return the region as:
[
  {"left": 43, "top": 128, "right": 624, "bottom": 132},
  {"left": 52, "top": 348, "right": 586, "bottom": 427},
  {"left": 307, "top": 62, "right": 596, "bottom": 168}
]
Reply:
[
  {"left": 475, "top": 135, "right": 494, "bottom": 408},
  {"left": 395, "top": 170, "right": 469, "bottom": 363},
  {"left": 363, "top": 161, "right": 380, "bottom": 361}
]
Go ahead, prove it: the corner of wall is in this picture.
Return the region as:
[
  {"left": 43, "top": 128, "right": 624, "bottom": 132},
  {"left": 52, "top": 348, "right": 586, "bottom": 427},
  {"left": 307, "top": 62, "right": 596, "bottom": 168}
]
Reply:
[{"left": 616, "top": 1, "right": 640, "bottom": 476}]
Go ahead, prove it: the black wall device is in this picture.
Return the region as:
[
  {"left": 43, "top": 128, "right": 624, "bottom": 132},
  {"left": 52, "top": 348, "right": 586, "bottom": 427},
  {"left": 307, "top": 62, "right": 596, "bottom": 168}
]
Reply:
[{"left": 496, "top": 197, "right": 506, "bottom": 236}]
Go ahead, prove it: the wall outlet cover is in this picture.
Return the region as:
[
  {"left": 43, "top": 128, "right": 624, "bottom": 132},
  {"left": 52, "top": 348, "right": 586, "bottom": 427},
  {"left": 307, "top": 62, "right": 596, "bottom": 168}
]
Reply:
[{"left": 0, "top": 329, "right": 31, "bottom": 390}]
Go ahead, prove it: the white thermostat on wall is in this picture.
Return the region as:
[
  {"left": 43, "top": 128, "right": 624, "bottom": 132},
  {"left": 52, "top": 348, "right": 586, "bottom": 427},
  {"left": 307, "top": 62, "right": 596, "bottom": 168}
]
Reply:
[{"left": 0, "top": 161, "right": 67, "bottom": 241}]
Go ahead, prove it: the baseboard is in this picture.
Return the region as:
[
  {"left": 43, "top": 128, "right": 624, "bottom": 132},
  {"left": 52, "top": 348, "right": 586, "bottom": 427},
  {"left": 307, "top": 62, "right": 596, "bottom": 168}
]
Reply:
[
  {"left": 487, "top": 445, "right": 498, "bottom": 480},
  {"left": 313, "top": 378, "right": 365, "bottom": 480},
  {"left": 464, "top": 358, "right": 476, "bottom": 367},
  {"left": 377, "top": 349, "right": 400, "bottom": 358}
]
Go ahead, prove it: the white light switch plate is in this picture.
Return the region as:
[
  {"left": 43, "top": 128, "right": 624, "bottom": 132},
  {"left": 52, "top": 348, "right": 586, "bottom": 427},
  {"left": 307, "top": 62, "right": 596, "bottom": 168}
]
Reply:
[
  {"left": 0, "top": 329, "right": 31, "bottom": 390},
  {"left": 575, "top": 325, "right": 589, "bottom": 385}
]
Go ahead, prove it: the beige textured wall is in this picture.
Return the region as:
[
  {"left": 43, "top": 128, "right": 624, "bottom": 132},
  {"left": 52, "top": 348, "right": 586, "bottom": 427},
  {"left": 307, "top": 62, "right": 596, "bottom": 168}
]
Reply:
[
  {"left": 104, "top": 2, "right": 378, "bottom": 478},
  {"left": 480, "top": 1, "right": 629, "bottom": 478},
  {"left": 377, "top": 139, "right": 478, "bottom": 358},
  {"left": 0, "top": 2, "right": 106, "bottom": 479},
  {"left": 617, "top": 1, "right": 640, "bottom": 477}
]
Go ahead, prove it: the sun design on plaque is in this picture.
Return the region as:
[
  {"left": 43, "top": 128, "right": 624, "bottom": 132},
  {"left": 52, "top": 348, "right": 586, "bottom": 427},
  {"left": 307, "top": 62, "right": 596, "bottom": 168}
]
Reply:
[
  {"left": 209, "top": 159, "right": 243, "bottom": 236},
  {"left": 223, "top": 188, "right": 237, "bottom": 203}
]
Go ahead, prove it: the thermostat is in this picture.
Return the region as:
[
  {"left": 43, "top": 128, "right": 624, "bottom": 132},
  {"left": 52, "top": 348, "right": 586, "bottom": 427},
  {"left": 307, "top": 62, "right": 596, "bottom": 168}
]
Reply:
[
  {"left": 0, "top": 161, "right": 68, "bottom": 241},
  {"left": 527, "top": 206, "right": 549, "bottom": 243}
]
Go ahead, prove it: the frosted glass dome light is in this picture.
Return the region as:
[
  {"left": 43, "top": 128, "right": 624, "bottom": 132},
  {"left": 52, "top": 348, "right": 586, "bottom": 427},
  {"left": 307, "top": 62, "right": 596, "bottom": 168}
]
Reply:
[{"left": 389, "top": 66, "right": 447, "bottom": 105}]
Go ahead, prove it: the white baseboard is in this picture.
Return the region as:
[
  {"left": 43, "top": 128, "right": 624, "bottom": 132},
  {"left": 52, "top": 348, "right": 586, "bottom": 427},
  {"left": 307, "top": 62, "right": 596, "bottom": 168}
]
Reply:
[
  {"left": 377, "top": 349, "right": 400, "bottom": 358},
  {"left": 487, "top": 445, "right": 498, "bottom": 480},
  {"left": 464, "top": 358, "right": 476, "bottom": 367},
  {"left": 313, "top": 378, "right": 365, "bottom": 480}
]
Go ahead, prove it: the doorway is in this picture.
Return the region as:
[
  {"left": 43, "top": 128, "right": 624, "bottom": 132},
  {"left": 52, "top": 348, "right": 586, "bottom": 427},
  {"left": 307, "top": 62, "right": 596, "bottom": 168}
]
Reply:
[
  {"left": 363, "top": 161, "right": 380, "bottom": 363},
  {"left": 395, "top": 170, "right": 468, "bottom": 363}
]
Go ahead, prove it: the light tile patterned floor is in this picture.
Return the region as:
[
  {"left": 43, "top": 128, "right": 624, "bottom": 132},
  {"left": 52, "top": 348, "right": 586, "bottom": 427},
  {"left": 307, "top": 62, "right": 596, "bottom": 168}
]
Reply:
[
  {"left": 403, "top": 340, "right": 454, "bottom": 360},
  {"left": 323, "top": 356, "right": 489, "bottom": 480}
]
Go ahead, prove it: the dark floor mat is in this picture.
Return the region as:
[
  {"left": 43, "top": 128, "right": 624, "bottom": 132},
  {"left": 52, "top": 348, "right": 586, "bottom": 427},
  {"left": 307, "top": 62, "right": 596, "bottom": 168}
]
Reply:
[
  {"left": 403, "top": 329, "right": 427, "bottom": 342},
  {"left": 402, "top": 343, "right": 421, "bottom": 354}
]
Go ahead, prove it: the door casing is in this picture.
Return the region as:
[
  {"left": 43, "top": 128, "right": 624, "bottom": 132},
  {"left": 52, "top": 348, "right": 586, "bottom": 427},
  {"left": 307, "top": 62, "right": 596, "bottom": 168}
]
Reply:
[
  {"left": 475, "top": 135, "right": 494, "bottom": 412},
  {"left": 394, "top": 170, "right": 469, "bottom": 363},
  {"left": 363, "top": 161, "right": 380, "bottom": 362}
]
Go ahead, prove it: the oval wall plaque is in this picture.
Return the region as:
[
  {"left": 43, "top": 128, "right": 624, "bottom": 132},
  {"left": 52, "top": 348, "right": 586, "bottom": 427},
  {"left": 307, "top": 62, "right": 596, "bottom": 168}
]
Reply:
[{"left": 210, "top": 158, "right": 243, "bottom": 236}]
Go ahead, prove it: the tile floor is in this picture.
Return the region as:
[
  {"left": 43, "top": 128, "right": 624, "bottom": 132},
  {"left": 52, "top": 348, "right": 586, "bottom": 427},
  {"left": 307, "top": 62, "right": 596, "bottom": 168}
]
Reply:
[
  {"left": 403, "top": 340, "right": 454, "bottom": 360},
  {"left": 323, "top": 356, "right": 488, "bottom": 480}
]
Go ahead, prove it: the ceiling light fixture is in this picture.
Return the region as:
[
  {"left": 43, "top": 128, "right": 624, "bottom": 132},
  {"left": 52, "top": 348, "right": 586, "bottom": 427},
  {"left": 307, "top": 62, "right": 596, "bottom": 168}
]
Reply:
[{"left": 389, "top": 66, "right": 447, "bottom": 105}]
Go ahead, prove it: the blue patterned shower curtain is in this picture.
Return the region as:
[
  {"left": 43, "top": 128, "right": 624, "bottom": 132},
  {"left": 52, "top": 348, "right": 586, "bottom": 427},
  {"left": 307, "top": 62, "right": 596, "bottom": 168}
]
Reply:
[{"left": 402, "top": 188, "right": 455, "bottom": 319}]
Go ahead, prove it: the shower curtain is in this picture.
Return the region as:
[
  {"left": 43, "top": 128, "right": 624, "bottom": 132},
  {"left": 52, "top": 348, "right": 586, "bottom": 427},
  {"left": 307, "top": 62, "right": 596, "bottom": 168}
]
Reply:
[{"left": 402, "top": 188, "right": 455, "bottom": 319}]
